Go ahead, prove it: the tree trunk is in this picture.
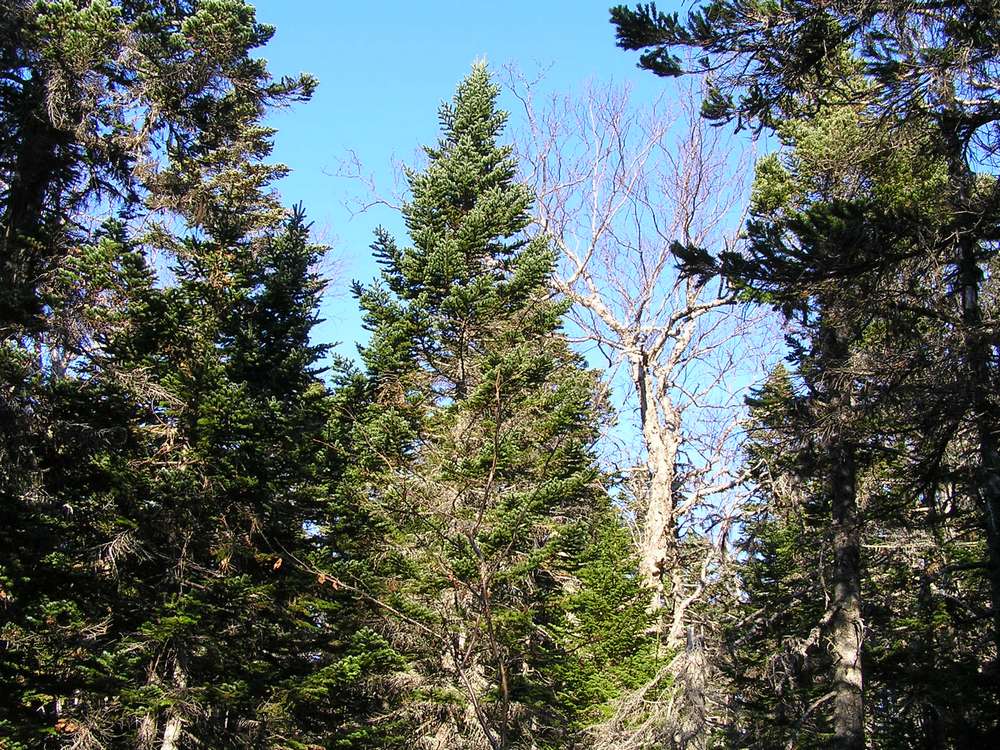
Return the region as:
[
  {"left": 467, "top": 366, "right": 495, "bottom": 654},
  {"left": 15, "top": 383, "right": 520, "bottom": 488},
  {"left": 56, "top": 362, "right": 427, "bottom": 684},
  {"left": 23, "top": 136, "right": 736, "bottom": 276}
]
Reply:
[
  {"left": 829, "top": 439, "right": 865, "bottom": 750},
  {"left": 1, "top": 78, "right": 67, "bottom": 333},
  {"left": 634, "top": 350, "right": 680, "bottom": 635},
  {"left": 944, "top": 112, "right": 1000, "bottom": 657},
  {"left": 160, "top": 715, "right": 183, "bottom": 750},
  {"left": 821, "top": 322, "right": 865, "bottom": 749},
  {"left": 159, "top": 655, "right": 188, "bottom": 750}
]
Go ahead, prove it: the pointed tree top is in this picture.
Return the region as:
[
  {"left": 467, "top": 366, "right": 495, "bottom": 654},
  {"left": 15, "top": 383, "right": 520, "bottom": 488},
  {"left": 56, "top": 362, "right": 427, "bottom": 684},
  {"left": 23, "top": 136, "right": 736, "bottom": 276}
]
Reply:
[{"left": 435, "top": 61, "right": 508, "bottom": 152}]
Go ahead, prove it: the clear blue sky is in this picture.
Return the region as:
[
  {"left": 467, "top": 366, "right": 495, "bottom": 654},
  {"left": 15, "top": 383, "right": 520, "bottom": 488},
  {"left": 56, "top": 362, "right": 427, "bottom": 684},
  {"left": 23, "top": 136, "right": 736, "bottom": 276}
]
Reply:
[{"left": 252, "top": 1, "right": 685, "bottom": 364}]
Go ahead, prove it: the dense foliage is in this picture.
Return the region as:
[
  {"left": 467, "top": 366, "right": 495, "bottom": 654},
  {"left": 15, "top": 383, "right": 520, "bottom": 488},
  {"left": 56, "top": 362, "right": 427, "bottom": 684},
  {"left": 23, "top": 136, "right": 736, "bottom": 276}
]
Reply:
[
  {"left": 3, "top": 1, "right": 999, "bottom": 748},
  {"left": 350, "top": 65, "right": 655, "bottom": 749},
  {"left": 614, "top": 1, "right": 1000, "bottom": 747}
]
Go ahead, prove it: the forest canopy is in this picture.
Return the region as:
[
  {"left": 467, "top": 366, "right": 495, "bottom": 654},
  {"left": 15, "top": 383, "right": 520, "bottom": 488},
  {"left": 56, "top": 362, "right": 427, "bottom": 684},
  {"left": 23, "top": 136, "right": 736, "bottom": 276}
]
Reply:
[{"left": 1, "top": 1, "right": 998, "bottom": 748}]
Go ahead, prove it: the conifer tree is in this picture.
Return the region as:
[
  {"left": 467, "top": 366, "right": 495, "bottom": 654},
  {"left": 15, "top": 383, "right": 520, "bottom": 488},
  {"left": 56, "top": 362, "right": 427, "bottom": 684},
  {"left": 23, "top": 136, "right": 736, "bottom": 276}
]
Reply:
[
  {"left": 96, "top": 114, "right": 401, "bottom": 748},
  {"left": 723, "top": 365, "right": 834, "bottom": 748},
  {"left": 0, "top": 0, "right": 314, "bottom": 335},
  {"left": 709, "top": 98, "right": 998, "bottom": 747},
  {"left": 611, "top": 0, "right": 1000, "bottom": 662},
  {"left": 0, "top": 4, "right": 394, "bottom": 746},
  {"left": 351, "top": 64, "right": 654, "bottom": 750}
]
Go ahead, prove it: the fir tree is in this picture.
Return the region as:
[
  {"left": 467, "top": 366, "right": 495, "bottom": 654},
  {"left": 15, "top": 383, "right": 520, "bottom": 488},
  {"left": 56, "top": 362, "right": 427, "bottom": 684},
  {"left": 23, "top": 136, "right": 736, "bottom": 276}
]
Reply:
[
  {"left": 611, "top": 0, "right": 1000, "bottom": 665},
  {"left": 76, "top": 141, "right": 394, "bottom": 748},
  {"left": 351, "top": 64, "right": 654, "bottom": 750},
  {"left": 0, "top": 0, "right": 315, "bottom": 335},
  {"left": 1, "top": 3, "right": 321, "bottom": 743},
  {"left": 723, "top": 365, "right": 833, "bottom": 748},
  {"left": 0, "top": 4, "right": 398, "bottom": 744}
]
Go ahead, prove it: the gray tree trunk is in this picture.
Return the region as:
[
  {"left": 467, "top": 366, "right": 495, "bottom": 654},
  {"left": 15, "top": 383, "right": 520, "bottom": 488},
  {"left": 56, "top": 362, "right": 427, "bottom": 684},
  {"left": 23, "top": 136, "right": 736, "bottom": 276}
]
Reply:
[
  {"left": 634, "top": 350, "right": 681, "bottom": 641},
  {"left": 829, "top": 439, "right": 864, "bottom": 750},
  {"left": 820, "top": 321, "right": 865, "bottom": 750}
]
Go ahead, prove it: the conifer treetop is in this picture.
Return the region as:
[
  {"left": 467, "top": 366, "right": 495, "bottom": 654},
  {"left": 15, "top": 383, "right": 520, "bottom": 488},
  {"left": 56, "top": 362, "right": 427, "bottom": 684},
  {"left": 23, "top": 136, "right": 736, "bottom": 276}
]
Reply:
[
  {"left": 399, "top": 63, "right": 537, "bottom": 296},
  {"left": 357, "top": 64, "right": 557, "bottom": 383}
]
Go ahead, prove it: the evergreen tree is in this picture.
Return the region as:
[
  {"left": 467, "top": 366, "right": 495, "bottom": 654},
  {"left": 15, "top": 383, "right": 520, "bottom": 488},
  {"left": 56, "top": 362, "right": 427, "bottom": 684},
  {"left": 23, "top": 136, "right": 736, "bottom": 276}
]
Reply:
[
  {"left": 723, "top": 365, "right": 835, "bottom": 748},
  {"left": 708, "top": 98, "right": 998, "bottom": 747},
  {"left": 88, "top": 121, "right": 397, "bottom": 748},
  {"left": 0, "top": 4, "right": 396, "bottom": 746},
  {"left": 351, "top": 64, "right": 654, "bottom": 750},
  {"left": 610, "top": 0, "right": 1000, "bottom": 662},
  {"left": 0, "top": 0, "right": 314, "bottom": 335}
]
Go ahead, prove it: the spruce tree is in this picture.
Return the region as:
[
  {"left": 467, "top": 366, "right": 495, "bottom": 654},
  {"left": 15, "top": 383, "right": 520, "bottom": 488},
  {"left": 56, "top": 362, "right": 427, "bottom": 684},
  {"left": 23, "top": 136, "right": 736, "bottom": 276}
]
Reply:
[
  {"left": 0, "top": 4, "right": 394, "bottom": 745},
  {"left": 0, "top": 0, "right": 315, "bottom": 335},
  {"left": 1, "top": 2, "right": 318, "bottom": 741},
  {"left": 724, "top": 365, "right": 834, "bottom": 748},
  {"left": 710, "top": 97, "right": 998, "bottom": 747},
  {"left": 81, "top": 124, "right": 397, "bottom": 748},
  {"left": 611, "top": 0, "right": 1000, "bottom": 662},
  {"left": 351, "top": 64, "right": 653, "bottom": 749}
]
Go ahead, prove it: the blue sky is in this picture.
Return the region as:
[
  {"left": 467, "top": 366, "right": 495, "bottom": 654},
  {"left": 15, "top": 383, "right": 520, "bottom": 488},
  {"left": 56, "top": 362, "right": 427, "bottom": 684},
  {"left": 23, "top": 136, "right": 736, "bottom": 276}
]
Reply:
[{"left": 252, "top": 1, "right": 685, "bottom": 363}]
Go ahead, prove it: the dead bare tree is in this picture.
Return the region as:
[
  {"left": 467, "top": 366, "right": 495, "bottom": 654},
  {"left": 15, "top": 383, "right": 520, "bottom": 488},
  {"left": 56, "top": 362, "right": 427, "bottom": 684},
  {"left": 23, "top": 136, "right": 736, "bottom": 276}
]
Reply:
[
  {"left": 505, "top": 74, "right": 780, "bottom": 750},
  {"left": 509, "top": 71, "right": 775, "bottom": 651}
]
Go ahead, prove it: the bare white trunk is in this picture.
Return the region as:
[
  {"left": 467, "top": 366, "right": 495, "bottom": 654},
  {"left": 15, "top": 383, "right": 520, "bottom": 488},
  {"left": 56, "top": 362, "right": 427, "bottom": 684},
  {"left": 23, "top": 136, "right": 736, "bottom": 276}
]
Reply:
[
  {"left": 138, "top": 714, "right": 159, "bottom": 749},
  {"left": 639, "top": 419, "right": 677, "bottom": 607},
  {"left": 507, "top": 72, "right": 769, "bottom": 749},
  {"left": 160, "top": 716, "right": 183, "bottom": 750},
  {"left": 159, "top": 657, "right": 187, "bottom": 750},
  {"left": 635, "top": 351, "right": 683, "bottom": 647},
  {"left": 665, "top": 569, "right": 689, "bottom": 649}
]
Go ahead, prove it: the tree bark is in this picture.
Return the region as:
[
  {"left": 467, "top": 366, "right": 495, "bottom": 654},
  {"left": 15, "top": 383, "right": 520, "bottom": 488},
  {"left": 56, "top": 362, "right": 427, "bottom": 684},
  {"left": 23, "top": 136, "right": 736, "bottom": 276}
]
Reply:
[
  {"left": 820, "top": 321, "right": 865, "bottom": 750},
  {"left": 634, "top": 350, "right": 680, "bottom": 629},
  {"left": 1, "top": 77, "right": 68, "bottom": 333},
  {"left": 159, "top": 655, "right": 188, "bottom": 750},
  {"left": 959, "top": 241, "right": 1000, "bottom": 657},
  {"left": 829, "top": 438, "right": 865, "bottom": 750}
]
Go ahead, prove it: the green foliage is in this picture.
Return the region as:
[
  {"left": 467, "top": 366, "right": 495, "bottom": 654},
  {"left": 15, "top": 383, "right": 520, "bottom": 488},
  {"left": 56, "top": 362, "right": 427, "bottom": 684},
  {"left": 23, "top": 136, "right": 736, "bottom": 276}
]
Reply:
[
  {"left": 0, "top": 0, "right": 314, "bottom": 332},
  {"left": 0, "top": 3, "right": 391, "bottom": 746},
  {"left": 721, "top": 367, "right": 836, "bottom": 747},
  {"left": 351, "top": 64, "right": 653, "bottom": 749},
  {"left": 706, "top": 94, "right": 1000, "bottom": 747}
]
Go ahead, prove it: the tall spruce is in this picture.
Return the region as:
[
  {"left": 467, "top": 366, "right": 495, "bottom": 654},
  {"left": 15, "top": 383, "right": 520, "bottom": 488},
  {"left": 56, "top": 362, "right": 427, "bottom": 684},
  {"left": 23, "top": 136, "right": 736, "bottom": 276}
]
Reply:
[
  {"left": 0, "top": 3, "right": 401, "bottom": 746},
  {"left": 611, "top": 0, "right": 1000, "bottom": 665},
  {"left": 85, "top": 88, "right": 399, "bottom": 746},
  {"left": 351, "top": 65, "right": 654, "bottom": 750},
  {"left": 725, "top": 365, "right": 835, "bottom": 748}
]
